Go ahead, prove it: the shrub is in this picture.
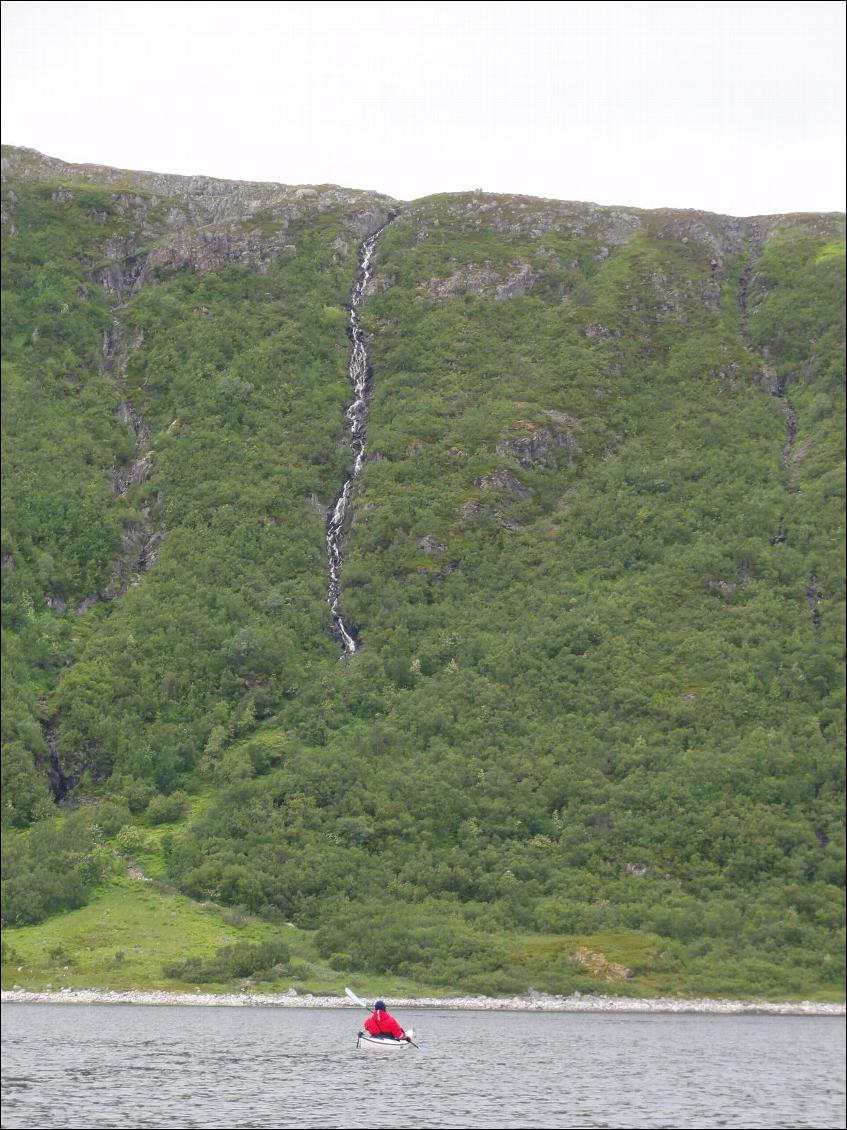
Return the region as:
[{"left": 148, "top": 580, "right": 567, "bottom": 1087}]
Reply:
[
  {"left": 147, "top": 791, "right": 187, "bottom": 825},
  {"left": 163, "top": 937, "right": 291, "bottom": 983}
]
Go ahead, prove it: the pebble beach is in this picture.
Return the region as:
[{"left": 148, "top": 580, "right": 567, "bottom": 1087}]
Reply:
[{"left": 2, "top": 988, "right": 843, "bottom": 1015}]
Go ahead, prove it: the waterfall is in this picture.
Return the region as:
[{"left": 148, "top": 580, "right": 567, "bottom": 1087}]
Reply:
[{"left": 327, "top": 221, "right": 391, "bottom": 652}]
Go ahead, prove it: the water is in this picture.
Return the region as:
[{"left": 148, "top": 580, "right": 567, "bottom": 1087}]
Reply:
[
  {"left": 326, "top": 222, "right": 391, "bottom": 652},
  {"left": 2, "top": 1005, "right": 844, "bottom": 1129}
]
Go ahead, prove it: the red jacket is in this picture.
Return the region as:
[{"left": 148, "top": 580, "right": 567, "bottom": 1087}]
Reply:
[{"left": 364, "top": 1008, "right": 406, "bottom": 1039}]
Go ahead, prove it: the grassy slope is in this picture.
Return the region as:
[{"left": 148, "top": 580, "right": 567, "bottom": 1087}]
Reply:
[
  {"left": 1, "top": 820, "right": 679, "bottom": 999},
  {"left": 2, "top": 156, "right": 844, "bottom": 1000}
]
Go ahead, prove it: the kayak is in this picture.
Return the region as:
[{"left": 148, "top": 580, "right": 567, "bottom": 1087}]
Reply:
[{"left": 356, "top": 1027, "right": 415, "bottom": 1052}]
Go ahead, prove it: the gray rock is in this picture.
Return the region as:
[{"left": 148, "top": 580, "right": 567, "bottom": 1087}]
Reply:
[
  {"left": 423, "top": 261, "right": 537, "bottom": 300},
  {"left": 474, "top": 469, "right": 534, "bottom": 499},
  {"left": 418, "top": 535, "right": 447, "bottom": 554}
]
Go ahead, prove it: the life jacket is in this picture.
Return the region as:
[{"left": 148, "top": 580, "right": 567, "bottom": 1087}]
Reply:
[{"left": 364, "top": 1008, "right": 405, "bottom": 1039}]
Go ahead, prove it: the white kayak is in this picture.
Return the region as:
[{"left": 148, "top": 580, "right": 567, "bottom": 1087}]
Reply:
[{"left": 356, "top": 1027, "right": 415, "bottom": 1052}]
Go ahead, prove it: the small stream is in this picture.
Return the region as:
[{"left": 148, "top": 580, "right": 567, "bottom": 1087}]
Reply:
[{"left": 327, "top": 223, "right": 391, "bottom": 652}]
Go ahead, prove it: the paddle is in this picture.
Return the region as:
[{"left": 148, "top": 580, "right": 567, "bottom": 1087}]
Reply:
[
  {"left": 344, "top": 987, "right": 420, "bottom": 1048},
  {"left": 344, "top": 986, "right": 369, "bottom": 1009}
]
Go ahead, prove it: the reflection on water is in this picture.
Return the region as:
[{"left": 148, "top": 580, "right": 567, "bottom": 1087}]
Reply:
[{"left": 2, "top": 1004, "right": 845, "bottom": 1129}]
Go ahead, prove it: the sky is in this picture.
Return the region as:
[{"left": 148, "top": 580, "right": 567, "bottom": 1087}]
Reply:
[{"left": 2, "top": 0, "right": 845, "bottom": 215}]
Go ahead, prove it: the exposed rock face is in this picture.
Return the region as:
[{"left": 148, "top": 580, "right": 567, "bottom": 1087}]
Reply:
[
  {"left": 571, "top": 947, "right": 634, "bottom": 982},
  {"left": 460, "top": 468, "right": 535, "bottom": 528},
  {"left": 404, "top": 191, "right": 644, "bottom": 244},
  {"left": 3, "top": 147, "right": 398, "bottom": 287},
  {"left": 474, "top": 468, "right": 535, "bottom": 499},
  {"left": 138, "top": 228, "right": 298, "bottom": 279},
  {"left": 649, "top": 210, "right": 747, "bottom": 268},
  {"left": 496, "top": 411, "right": 580, "bottom": 470},
  {"left": 112, "top": 400, "right": 153, "bottom": 497},
  {"left": 423, "top": 261, "right": 537, "bottom": 300},
  {"left": 418, "top": 535, "right": 447, "bottom": 554},
  {"left": 74, "top": 507, "right": 165, "bottom": 615},
  {"left": 362, "top": 273, "right": 396, "bottom": 298},
  {"left": 1, "top": 146, "right": 397, "bottom": 223},
  {"left": 806, "top": 575, "right": 826, "bottom": 632},
  {"left": 308, "top": 493, "right": 328, "bottom": 520},
  {"left": 624, "top": 862, "right": 650, "bottom": 877}
]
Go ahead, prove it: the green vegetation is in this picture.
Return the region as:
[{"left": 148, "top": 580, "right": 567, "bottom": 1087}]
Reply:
[
  {"left": 1, "top": 152, "right": 844, "bottom": 1001},
  {"left": 1, "top": 877, "right": 291, "bottom": 992}
]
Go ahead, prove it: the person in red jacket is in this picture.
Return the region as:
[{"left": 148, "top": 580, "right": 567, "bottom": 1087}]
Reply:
[{"left": 364, "top": 999, "right": 408, "bottom": 1040}]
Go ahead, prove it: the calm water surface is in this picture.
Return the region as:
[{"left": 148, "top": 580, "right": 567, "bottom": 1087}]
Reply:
[{"left": 2, "top": 1004, "right": 844, "bottom": 1129}]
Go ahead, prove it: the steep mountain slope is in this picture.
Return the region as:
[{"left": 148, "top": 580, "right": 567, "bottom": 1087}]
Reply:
[{"left": 2, "top": 148, "right": 844, "bottom": 998}]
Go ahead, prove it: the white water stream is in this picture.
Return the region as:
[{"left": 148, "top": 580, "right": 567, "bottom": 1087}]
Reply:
[{"left": 327, "top": 224, "right": 390, "bottom": 651}]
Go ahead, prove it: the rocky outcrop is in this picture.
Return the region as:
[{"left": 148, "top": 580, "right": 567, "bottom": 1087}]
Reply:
[
  {"left": 460, "top": 468, "right": 535, "bottom": 529},
  {"left": 111, "top": 400, "right": 153, "bottom": 497},
  {"left": 571, "top": 947, "right": 634, "bottom": 981},
  {"left": 73, "top": 508, "right": 165, "bottom": 615},
  {"left": 1, "top": 146, "right": 397, "bottom": 228},
  {"left": 3, "top": 147, "right": 397, "bottom": 294},
  {"left": 806, "top": 575, "right": 825, "bottom": 632},
  {"left": 474, "top": 469, "right": 535, "bottom": 499},
  {"left": 423, "top": 261, "right": 537, "bottom": 300},
  {"left": 401, "top": 193, "right": 800, "bottom": 279},
  {"left": 405, "top": 192, "right": 643, "bottom": 245},
  {"left": 760, "top": 364, "right": 799, "bottom": 476},
  {"left": 496, "top": 411, "right": 580, "bottom": 470},
  {"left": 418, "top": 535, "right": 447, "bottom": 554},
  {"left": 649, "top": 210, "right": 747, "bottom": 270}
]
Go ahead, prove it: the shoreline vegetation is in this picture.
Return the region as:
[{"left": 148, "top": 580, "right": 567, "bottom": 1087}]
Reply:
[
  {"left": 2, "top": 149, "right": 844, "bottom": 1008},
  {"left": 2, "top": 989, "right": 844, "bottom": 1015}
]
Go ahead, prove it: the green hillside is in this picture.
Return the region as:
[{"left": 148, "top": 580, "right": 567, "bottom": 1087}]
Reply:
[{"left": 2, "top": 147, "right": 844, "bottom": 1000}]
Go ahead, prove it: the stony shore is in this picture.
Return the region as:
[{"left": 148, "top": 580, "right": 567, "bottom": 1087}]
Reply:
[{"left": 2, "top": 988, "right": 843, "bottom": 1015}]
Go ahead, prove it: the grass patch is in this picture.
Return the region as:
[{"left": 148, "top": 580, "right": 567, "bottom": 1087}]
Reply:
[{"left": 1, "top": 875, "right": 283, "bottom": 991}]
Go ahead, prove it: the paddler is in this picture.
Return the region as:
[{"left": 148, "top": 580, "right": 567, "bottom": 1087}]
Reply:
[{"left": 364, "top": 999, "right": 409, "bottom": 1041}]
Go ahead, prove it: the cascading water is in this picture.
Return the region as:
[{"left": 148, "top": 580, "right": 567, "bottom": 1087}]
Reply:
[{"left": 327, "top": 221, "right": 392, "bottom": 652}]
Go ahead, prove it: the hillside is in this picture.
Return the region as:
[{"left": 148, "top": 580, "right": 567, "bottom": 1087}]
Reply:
[{"left": 1, "top": 147, "right": 844, "bottom": 1000}]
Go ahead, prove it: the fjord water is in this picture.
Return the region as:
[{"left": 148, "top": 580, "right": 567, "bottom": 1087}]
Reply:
[{"left": 2, "top": 1005, "right": 845, "bottom": 1129}]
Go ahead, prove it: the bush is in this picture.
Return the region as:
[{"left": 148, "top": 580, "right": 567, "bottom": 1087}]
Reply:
[
  {"left": 1, "top": 810, "right": 109, "bottom": 926},
  {"left": 147, "top": 791, "right": 187, "bottom": 825},
  {"left": 126, "top": 781, "right": 154, "bottom": 816},
  {"left": 115, "top": 825, "right": 146, "bottom": 854},
  {"left": 96, "top": 800, "right": 132, "bottom": 837},
  {"left": 163, "top": 937, "right": 291, "bottom": 983}
]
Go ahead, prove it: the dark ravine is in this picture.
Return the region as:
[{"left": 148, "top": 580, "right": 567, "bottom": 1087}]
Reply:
[
  {"left": 39, "top": 256, "right": 165, "bottom": 799},
  {"left": 37, "top": 713, "right": 75, "bottom": 802},
  {"left": 326, "top": 218, "right": 395, "bottom": 652},
  {"left": 70, "top": 309, "right": 164, "bottom": 615},
  {"left": 806, "top": 574, "right": 825, "bottom": 633},
  {"left": 737, "top": 244, "right": 829, "bottom": 638},
  {"left": 738, "top": 248, "right": 801, "bottom": 480}
]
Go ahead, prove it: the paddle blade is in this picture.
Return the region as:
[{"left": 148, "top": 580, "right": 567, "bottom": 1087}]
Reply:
[{"left": 344, "top": 986, "right": 368, "bottom": 1009}]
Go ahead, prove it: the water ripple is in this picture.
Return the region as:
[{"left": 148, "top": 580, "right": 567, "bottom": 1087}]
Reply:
[{"left": 1, "top": 1005, "right": 845, "bottom": 1129}]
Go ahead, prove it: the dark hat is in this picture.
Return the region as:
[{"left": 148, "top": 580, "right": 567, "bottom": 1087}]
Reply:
[{"left": 374, "top": 1000, "right": 386, "bottom": 1010}]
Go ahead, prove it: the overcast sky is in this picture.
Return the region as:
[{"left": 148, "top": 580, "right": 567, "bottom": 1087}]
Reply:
[{"left": 2, "top": 0, "right": 844, "bottom": 215}]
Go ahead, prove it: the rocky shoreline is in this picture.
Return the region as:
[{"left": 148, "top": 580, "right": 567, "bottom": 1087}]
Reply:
[{"left": 2, "top": 988, "right": 843, "bottom": 1015}]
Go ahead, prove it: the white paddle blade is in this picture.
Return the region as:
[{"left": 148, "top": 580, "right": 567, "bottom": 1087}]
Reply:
[
  {"left": 344, "top": 986, "right": 368, "bottom": 1008},
  {"left": 406, "top": 1027, "right": 415, "bottom": 1041}
]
